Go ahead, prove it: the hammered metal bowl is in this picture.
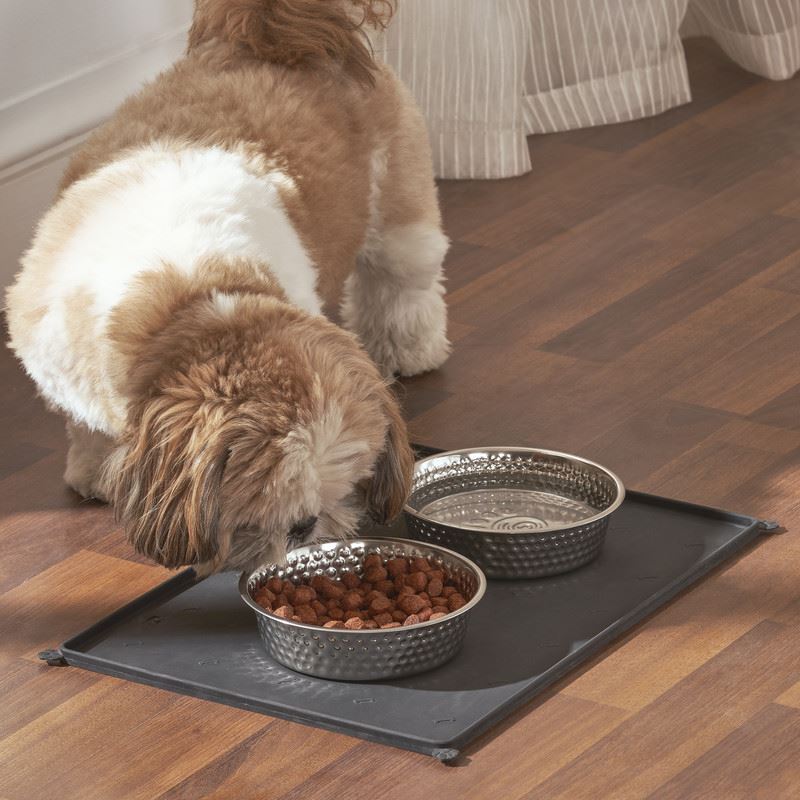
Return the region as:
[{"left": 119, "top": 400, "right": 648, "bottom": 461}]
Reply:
[
  {"left": 240, "top": 538, "right": 486, "bottom": 681},
  {"left": 403, "top": 447, "right": 625, "bottom": 579}
]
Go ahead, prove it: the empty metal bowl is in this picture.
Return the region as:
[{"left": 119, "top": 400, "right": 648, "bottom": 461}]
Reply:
[
  {"left": 403, "top": 447, "right": 625, "bottom": 579},
  {"left": 240, "top": 538, "right": 486, "bottom": 681}
]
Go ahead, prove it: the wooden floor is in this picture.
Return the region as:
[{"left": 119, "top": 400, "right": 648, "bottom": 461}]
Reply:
[{"left": 2, "top": 39, "right": 800, "bottom": 799}]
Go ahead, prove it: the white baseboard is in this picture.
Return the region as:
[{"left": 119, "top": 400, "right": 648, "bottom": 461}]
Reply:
[{"left": 0, "top": 25, "right": 188, "bottom": 171}]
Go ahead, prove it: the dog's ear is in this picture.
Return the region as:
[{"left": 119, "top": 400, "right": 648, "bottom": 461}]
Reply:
[
  {"left": 364, "top": 387, "right": 415, "bottom": 525},
  {"left": 108, "top": 394, "right": 228, "bottom": 568}
]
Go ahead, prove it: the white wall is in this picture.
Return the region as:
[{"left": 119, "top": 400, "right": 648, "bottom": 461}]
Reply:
[
  {"left": 0, "top": 0, "right": 194, "bottom": 287},
  {"left": 0, "top": 0, "right": 194, "bottom": 167}
]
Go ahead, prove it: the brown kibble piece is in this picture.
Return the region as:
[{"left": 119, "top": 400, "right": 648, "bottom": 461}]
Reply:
[
  {"left": 373, "top": 612, "right": 393, "bottom": 626},
  {"left": 430, "top": 612, "right": 447, "bottom": 620},
  {"left": 318, "top": 577, "right": 344, "bottom": 600},
  {"left": 273, "top": 605, "right": 294, "bottom": 619},
  {"left": 405, "top": 571, "right": 428, "bottom": 591},
  {"left": 403, "top": 614, "right": 421, "bottom": 626},
  {"left": 310, "top": 575, "right": 326, "bottom": 592},
  {"left": 341, "top": 572, "right": 360, "bottom": 589},
  {"left": 386, "top": 557, "right": 409, "bottom": 577},
  {"left": 364, "top": 566, "right": 388, "bottom": 583},
  {"left": 392, "top": 609, "right": 406, "bottom": 622},
  {"left": 328, "top": 606, "right": 344, "bottom": 621},
  {"left": 293, "top": 586, "right": 316, "bottom": 605},
  {"left": 364, "top": 620, "right": 379, "bottom": 629},
  {"left": 418, "top": 607, "right": 433, "bottom": 622},
  {"left": 266, "top": 577, "right": 284, "bottom": 594},
  {"left": 342, "top": 591, "right": 362, "bottom": 611},
  {"left": 442, "top": 586, "right": 457, "bottom": 597},
  {"left": 398, "top": 584, "right": 415, "bottom": 596},
  {"left": 432, "top": 605, "right": 449, "bottom": 615},
  {"left": 344, "top": 616, "right": 365, "bottom": 630},
  {"left": 294, "top": 604, "right": 317, "bottom": 624},
  {"left": 381, "top": 622, "right": 402, "bottom": 628},
  {"left": 398, "top": 594, "right": 426, "bottom": 614},
  {"left": 281, "top": 581, "right": 296, "bottom": 598},
  {"left": 369, "top": 595, "right": 392, "bottom": 614},
  {"left": 428, "top": 569, "right": 444, "bottom": 583},
  {"left": 374, "top": 579, "right": 396, "bottom": 596},
  {"left": 427, "top": 578, "right": 443, "bottom": 598},
  {"left": 411, "top": 557, "right": 432, "bottom": 573},
  {"left": 311, "top": 599, "right": 326, "bottom": 616},
  {"left": 363, "top": 553, "right": 383, "bottom": 570},
  {"left": 448, "top": 593, "right": 466, "bottom": 611},
  {"left": 431, "top": 596, "right": 448, "bottom": 607},
  {"left": 275, "top": 593, "right": 291, "bottom": 608},
  {"left": 323, "top": 620, "right": 345, "bottom": 629}
]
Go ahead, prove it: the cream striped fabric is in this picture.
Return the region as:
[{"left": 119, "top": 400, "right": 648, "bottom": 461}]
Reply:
[{"left": 376, "top": 0, "right": 800, "bottom": 178}]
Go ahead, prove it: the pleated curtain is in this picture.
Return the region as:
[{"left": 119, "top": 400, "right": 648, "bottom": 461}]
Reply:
[{"left": 375, "top": 0, "right": 800, "bottom": 178}]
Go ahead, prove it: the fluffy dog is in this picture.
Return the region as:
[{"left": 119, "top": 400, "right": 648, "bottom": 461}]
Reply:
[{"left": 5, "top": 0, "right": 450, "bottom": 573}]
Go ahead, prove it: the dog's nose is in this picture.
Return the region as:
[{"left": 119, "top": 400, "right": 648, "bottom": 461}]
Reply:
[{"left": 288, "top": 515, "right": 318, "bottom": 545}]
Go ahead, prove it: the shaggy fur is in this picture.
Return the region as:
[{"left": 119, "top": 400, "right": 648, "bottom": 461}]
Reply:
[{"left": 5, "top": 0, "right": 449, "bottom": 573}]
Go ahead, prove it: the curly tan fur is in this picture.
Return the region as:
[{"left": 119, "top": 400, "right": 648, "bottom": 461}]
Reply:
[
  {"left": 107, "top": 264, "right": 412, "bottom": 569},
  {"left": 188, "top": 0, "right": 393, "bottom": 86},
  {"left": 7, "top": 0, "right": 446, "bottom": 572}
]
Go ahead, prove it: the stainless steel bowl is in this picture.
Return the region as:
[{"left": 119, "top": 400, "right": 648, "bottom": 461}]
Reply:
[
  {"left": 403, "top": 447, "right": 625, "bottom": 579},
  {"left": 240, "top": 538, "right": 486, "bottom": 681}
]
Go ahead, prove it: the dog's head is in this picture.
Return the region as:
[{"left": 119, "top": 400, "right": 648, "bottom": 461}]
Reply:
[{"left": 108, "top": 296, "right": 413, "bottom": 571}]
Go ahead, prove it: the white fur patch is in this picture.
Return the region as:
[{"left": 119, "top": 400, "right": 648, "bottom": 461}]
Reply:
[
  {"left": 279, "top": 400, "right": 373, "bottom": 541},
  {"left": 343, "top": 222, "right": 451, "bottom": 376},
  {"left": 211, "top": 290, "right": 239, "bottom": 317},
  {"left": 7, "top": 143, "right": 321, "bottom": 435}
]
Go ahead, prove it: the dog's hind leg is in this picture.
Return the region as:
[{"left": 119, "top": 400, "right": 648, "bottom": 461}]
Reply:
[
  {"left": 342, "top": 85, "right": 450, "bottom": 378},
  {"left": 64, "top": 421, "right": 114, "bottom": 502}
]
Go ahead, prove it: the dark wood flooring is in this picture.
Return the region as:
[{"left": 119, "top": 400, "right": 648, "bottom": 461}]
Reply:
[{"left": 1, "top": 38, "right": 799, "bottom": 799}]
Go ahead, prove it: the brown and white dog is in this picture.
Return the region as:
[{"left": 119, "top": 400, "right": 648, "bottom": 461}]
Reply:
[{"left": 5, "top": 0, "right": 450, "bottom": 573}]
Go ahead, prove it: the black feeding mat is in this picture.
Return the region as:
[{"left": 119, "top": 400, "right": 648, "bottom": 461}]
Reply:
[{"left": 58, "top": 491, "right": 774, "bottom": 761}]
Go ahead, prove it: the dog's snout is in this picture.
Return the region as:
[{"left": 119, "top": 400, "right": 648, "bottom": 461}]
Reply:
[{"left": 288, "top": 515, "right": 318, "bottom": 545}]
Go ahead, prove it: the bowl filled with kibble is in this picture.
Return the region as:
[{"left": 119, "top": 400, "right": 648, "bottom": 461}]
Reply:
[{"left": 239, "top": 538, "right": 486, "bottom": 680}]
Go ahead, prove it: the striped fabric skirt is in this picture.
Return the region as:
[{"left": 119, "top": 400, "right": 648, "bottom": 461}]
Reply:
[{"left": 375, "top": 0, "right": 800, "bottom": 178}]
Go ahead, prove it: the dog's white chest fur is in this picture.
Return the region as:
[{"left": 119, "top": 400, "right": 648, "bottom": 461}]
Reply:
[{"left": 7, "top": 144, "right": 320, "bottom": 435}]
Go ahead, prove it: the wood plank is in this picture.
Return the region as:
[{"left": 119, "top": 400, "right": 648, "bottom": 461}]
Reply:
[
  {"left": 563, "top": 529, "right": 800, "bottom": 712},
  {"left": 0, "top": 657, "right": 100, "bottom": 739},
  {"left": 0, "top": 550, "right": 167, "bottom": 663},
  {"left": 668, "top": 313, "right": 800, "bottom": 416},
  {"left": 650, "top": 704, "right": 800, "bottom": 800},
  {"left": 529, "top": 620, "right": 800, "bottom": 799},
  {"left": 157, "top": 721, "right": 358, "bottom": 800},
  {"left": 0, "top": 680, "right": 266, "bottom": 800},
  {"left": 645, "top": 158, "right": 800, "bottom": 251},
  {"left": 542, "top": 216, "right": 800, "bottom": 362}
]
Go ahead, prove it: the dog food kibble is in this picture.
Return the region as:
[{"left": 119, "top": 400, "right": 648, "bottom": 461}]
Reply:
[
  {"left": 255, "top": 554, "right": 468, "bottom": 628},
  {"left": 292, "top": 585, "right": 316, "bottom": 605},
  {"left": 386, "top": 557, "right": 409, "bottom": 577},
  {"left": 341, "top": 572, "right": 361, "bottom": 590}
]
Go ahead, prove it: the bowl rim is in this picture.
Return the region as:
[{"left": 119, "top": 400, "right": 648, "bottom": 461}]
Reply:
[
  {"left": 239, "top": 536, "right": 487, "bottom": 634},
  {"left": 403, "top": 446, "right": 626, "bottom": 534}
]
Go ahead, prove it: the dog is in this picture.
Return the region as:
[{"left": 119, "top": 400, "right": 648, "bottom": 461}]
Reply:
[{"left": 5, "top": 0, "right": 450, "bottom": 574}]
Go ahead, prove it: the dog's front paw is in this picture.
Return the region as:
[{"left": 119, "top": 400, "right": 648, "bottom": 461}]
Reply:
[
  {"left": 64, "top": 471, "right": 109, "bottom": 502},
  {"left": 348, "top": 283, "right": 451, "bottom": 378}
]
